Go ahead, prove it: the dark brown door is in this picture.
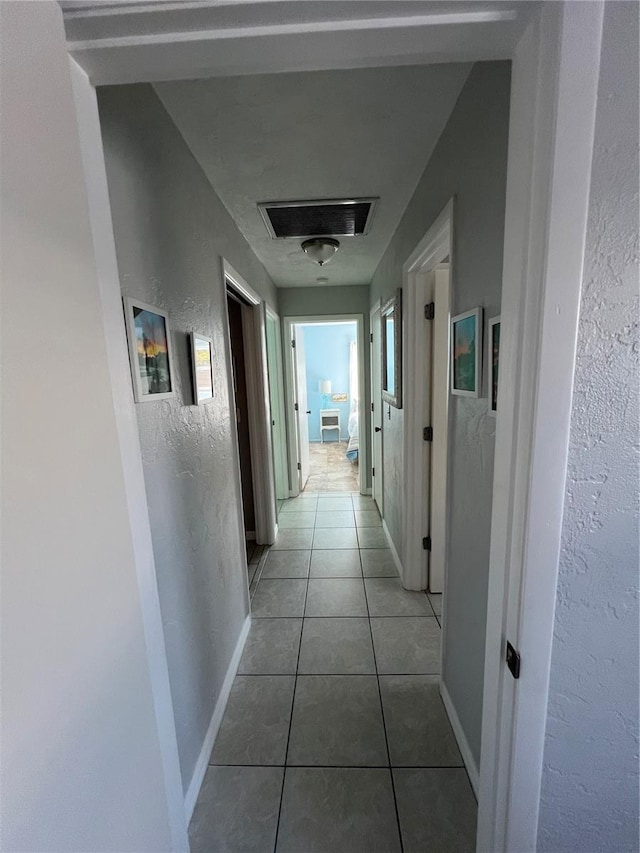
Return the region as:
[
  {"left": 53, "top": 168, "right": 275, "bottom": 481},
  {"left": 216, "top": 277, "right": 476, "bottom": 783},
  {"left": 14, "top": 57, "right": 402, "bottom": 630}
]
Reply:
[{"left": 227, "top": 292, "right": 256, "bottom": 535}]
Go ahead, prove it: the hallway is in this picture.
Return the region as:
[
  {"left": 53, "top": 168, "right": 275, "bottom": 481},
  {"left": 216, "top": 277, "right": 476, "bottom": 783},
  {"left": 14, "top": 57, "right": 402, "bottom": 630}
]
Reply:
[{"left": 190, "top": 493, "right": 476, "bottom": 852}]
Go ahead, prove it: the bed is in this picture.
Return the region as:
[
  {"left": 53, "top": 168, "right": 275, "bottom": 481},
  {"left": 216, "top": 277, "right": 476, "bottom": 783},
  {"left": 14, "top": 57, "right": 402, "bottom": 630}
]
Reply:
[{"left": 345, "top": 410, "right": 359, "bottom": 463}]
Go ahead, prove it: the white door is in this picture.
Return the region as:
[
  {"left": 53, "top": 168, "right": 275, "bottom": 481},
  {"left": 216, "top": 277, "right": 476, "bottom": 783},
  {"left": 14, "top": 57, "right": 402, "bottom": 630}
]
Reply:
[
  {"left": 266, "top": 313, "right": 288, "bottom": 500},
  {"left": 426, "top": 266, "right": 450, "bottom": 593},
  {"left": 292, "top": 326, "right": 310, "bottom": 491},
  {"left": 370, "top": 306, "right": 383, "bottom": 513}
]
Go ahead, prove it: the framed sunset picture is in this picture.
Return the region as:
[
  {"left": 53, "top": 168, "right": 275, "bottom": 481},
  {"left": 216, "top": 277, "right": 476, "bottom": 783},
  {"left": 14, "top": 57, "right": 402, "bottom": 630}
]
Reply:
[
  {"left": 488, "top": 315, "right": 501, "bottom": 415},
  {"left": 124, "top": 297, "right": 175, "bottom": 402},
  {"left": 451, "top": 307, "right": 482, "bottom": 397}
]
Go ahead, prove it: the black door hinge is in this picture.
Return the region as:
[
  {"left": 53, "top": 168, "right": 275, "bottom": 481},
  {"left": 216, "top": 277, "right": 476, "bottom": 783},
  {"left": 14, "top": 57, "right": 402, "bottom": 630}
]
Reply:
[
  {"left": 294, "top": 403, "right": 299, "bottom": 411},
  {"left": 506, "top": 641, "right": 521, "bottom": 679},
  {"left": 372, "top": 467, "right": 375, "bottom": 477},
  {"left": 424, "top": 302, "right": 435, "bottom": 320},
  {"left": 371, "top": 402, "right": 374, "bottom": 412},
  {"left": 370, "top": 333, "right": 373, "bottom": 343},
  {"left": 423, "top": 426, "right": 433, "bottom": 442},
  {"left": 297, "top": 462, "right": 301, "bottom": 471},
  {"left": 422, "top": 535, "right": 432, "bottom": 551},
  {"left": 291, "top": 339, "right": 296, "bottom": 348}
]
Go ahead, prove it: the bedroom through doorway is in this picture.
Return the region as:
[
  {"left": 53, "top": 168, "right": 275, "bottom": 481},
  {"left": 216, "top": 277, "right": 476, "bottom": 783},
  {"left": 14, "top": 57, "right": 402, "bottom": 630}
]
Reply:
[{"left": 288, "top": 319, "right": 361, "bottom": 494}]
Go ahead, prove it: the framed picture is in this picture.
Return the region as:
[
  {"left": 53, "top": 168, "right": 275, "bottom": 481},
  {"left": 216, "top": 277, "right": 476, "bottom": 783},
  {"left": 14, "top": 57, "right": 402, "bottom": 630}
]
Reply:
[
  {"left": 451, "top": 307, "right": 482, "bottom": 397},
  {"left": 191, "top": 332, "right": 214, "bottom": 404},
  {"left": 331, "top": 392, "right": 348, "bottom": 403},
  {"left": 124, "top": 297, "right": 175, "bottom": 402},
  {"left": 381, "top": 289, "right": 402, "bottom": 408},
  {"left": 488, "top": 315, "right": 501, "bottom": 416}
]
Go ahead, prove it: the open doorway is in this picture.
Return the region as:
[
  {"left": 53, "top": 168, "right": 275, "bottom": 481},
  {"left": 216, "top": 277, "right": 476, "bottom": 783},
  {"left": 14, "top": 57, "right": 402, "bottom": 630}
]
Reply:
[
  {"left": 226, "top": 288, "right": 256, "bottom": 550},
  {"left": 285, "top": 317, "right": 365, "bottom": 495}
]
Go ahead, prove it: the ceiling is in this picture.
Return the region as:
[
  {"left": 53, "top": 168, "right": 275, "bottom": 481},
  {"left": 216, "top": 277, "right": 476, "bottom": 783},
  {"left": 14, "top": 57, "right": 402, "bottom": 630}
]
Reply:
[{"left": 155, "top": 63, "right": 471, "bottom": 287}]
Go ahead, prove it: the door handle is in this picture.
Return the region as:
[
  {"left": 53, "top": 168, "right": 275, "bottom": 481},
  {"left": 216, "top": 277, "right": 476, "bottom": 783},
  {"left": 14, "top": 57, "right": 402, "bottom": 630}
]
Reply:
[
  {"left": 375, "top": 427, "right": 382, "bottom": 432},
  {"left": 306, "top": 410, "right": 311, "bottom": 415}
]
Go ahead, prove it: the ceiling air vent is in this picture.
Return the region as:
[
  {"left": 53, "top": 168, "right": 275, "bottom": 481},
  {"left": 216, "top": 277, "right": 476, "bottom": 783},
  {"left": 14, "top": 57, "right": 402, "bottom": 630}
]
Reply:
[{"left": 258, "top": 198, "right": 377, "bottom": 239}]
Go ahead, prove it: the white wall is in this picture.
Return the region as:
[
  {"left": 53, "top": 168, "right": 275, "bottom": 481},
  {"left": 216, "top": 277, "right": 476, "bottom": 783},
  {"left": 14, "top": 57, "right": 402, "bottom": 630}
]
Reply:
[
  {"left": 369, "top": 62, "right": 511, "bottom": 765},
  {"left": 537, "top": 4, "right": 640, "bottom": 850},
  {"left": 97, "top": 83, "right": 277, "bottom": 795},
  {"left": 0, "top": 4, "right": 179, "bottom": 850}
]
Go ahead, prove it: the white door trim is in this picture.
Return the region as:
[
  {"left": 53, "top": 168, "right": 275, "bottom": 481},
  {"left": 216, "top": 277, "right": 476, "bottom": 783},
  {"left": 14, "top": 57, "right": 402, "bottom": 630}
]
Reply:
[
  {"left": 429, "top": 265, "right": 451, "bottom": 594},
  {"left": 224, "top": 260, "right": 277, "bottom": 545},
  {"left": 477, "top": 4, "right": 605, "bottom": 851},
  {"left": 283, "top": 315, "right": 366, "bottom": 495},
  {"left": 369, "top": 301, "right": 383, "bottom": 514},
  {"left": 402, "top": 199, "right": 454, "bottom": 592},
  {"left": 266, "top": 306, "right": 289, "bottom": 502},
  {"left": 69, "top": 60, "right": 189, "bottom": 848},
  {"left": 63, "top": 4, "right": 531, "bottom": 87},
  {"left": 282, "top": 320, "right": 302, "bottom": 497},
  {"left": 64, "top": 2, "right": 606, "bottom": 846}
]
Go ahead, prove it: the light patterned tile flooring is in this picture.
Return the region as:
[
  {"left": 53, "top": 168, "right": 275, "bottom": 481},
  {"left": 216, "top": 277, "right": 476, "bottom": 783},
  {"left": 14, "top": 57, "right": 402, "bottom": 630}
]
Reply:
[
  {"left": 190, "top": 493, "right": 474, "bottom": 853},
  {"left": 306, "top": 441, "right": 359, "bottom": 492}
]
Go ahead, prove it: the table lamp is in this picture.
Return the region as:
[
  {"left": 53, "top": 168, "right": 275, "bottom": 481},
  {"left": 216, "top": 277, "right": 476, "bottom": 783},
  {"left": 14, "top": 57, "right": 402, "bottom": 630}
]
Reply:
[{"left": 319, "top": 379, "right": 332, "bottom": 408}]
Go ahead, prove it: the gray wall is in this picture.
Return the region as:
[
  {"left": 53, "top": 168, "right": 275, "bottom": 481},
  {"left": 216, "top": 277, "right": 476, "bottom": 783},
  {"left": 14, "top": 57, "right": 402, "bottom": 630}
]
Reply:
[
  {"left": 369, "top": 61, "right": 511, "bottom": 765},
  {"left": 279, "top": 285, "right": 372, "bottom": 489},
  {"left": 538, "top": 4, "right": 640, "bottom": 850},
  {"left": 1, "top": 6, "right": 177, "bottom": 849},
  {"left": 98, "top": 84, "right": 277, "bottom": 794}
]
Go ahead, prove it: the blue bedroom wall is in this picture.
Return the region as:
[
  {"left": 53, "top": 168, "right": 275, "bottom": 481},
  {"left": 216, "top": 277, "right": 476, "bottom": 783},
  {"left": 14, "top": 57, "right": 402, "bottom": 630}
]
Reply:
[{"left": 302, "top": 322, "right": 357, "bottom": 442}]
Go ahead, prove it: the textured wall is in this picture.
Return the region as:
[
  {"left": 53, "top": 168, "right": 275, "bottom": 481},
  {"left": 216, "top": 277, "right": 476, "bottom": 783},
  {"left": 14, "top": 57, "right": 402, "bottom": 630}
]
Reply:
[
  {"left": 537, "top": 4, "right": 640, "bottom": 850},
  {"left": 369, "top": 62, "right": 511, "bottom": 764},
  {"left": 279, "top": 285, "right": 372, "bottom": 488},
  {"left": 98, "top": 84, "right": 277, "bottom": 794},
  {"left": 1, "top": 7, "right": 175, "bottom": 849}
]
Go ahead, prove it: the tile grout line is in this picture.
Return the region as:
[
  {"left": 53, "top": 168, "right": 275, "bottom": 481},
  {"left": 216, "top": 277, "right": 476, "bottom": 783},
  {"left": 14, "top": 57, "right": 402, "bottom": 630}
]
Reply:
[
  {"left": 263, "top": 495, "right": 399, "bottom": 849},
  {"left": 422, "top": 590, "right": 438, "bottom": 618},
  {"left": 272, "top": 525, "right": 312, "bottom": 853},
  {"left": 249, "top": 547, "right": 271, "bottom": 600},
  {"left": 362, "top": 547, "right": 405, "bottom": 853},
  {"left": 211, "top": 763, "right": 465, "bottom": 769},
  {"left": 254, "top": 614, "right": 437, "bottom": 619},
  {"left": 238, "top": 671, "right": 441, "bottom": 678}
]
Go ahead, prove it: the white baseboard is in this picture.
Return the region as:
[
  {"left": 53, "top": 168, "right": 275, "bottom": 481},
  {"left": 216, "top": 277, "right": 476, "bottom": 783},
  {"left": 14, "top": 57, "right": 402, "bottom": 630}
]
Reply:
[
  {"left": 382, "top": 519, "right": 403, "bottom": 578},
  {"left": 184, "top": 614, "right": 251, "bottom": 822},
  {"left": 439, "top": 679, "right": 480, "bottom": 797}
]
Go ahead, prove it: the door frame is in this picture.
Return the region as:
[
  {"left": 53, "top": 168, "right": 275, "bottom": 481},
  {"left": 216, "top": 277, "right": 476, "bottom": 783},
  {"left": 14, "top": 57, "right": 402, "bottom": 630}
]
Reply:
[
  {"left": 402, "top": 199, "right": 454, "bottom": 592},
  {"left": 428, "top": 264, "right": 451, "bottom": 596},
  {"left": 283, "top": 314, "right": 366, "bottom": 496},
  {"left": 265, "top": 306, "right": 290, "bottom": 503},
  {"left": 289, "top": 323, "right": 311, "bottom": 493},
  {"left": 369, "top": 301, "right": 383, "bottom": 514},
  {"left": 397, "top": 3, "right": 604, "bottom": 847},
  {"left": 66, "top": 2, "right": 605, "bottom": 847},
  {"left": 224, "top": 260, "right": 277, "bottom": 545},
  {"left": 478, "top": 6, "right": 604, "bottom": 850}
]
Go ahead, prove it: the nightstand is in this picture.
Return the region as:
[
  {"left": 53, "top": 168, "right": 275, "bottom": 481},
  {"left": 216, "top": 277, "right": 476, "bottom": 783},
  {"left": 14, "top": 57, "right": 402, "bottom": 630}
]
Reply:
[{"left": 320, "top": 408, "right": 341, "bottom": 442}]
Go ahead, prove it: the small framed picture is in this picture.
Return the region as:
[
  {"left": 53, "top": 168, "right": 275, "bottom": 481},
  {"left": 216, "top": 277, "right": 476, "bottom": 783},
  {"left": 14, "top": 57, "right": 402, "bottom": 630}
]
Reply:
[
  {"left": 191, "top": 332, "right": 214, "bottom": 404},
  {"left": 488, "top": 315, "right": 501, "bottom": 416},
  {"left": 381, "top": 289, "right": 402, "bottom": 408},
  {"left": 124, "top": 297, "right": 175, "bottom": 402},
  {"left": 451, "top": 307, "right": 483, "bottom": 397}
]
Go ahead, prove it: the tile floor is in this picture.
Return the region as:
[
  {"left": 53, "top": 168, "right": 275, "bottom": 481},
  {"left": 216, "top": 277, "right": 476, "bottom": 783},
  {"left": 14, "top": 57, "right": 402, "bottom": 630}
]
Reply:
[
  {"left": 191, "top": 493, "right": 476, "bottom": 853},
  {"left": 305, "top": 441, "right": 359, "bottom": 492}
]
